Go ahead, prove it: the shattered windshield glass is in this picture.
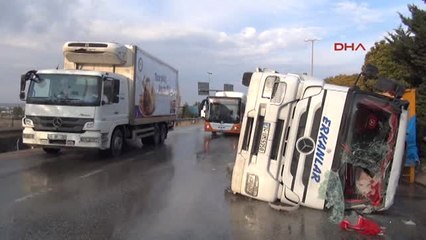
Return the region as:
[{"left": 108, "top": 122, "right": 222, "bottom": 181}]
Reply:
[
  {"left": 26, "top": 74, "right": 102, "bottom": 106},
  {"left": 336, "top": 93, "right": 401, "bottom": 209}
]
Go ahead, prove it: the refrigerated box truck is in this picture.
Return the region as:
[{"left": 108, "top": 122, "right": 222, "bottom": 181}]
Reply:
[
  {"left": 231, "top": 68, "right": 408, "bottom": 212},
  {"left": 20, "top": 42, "right": 179, "bottom": 156}
]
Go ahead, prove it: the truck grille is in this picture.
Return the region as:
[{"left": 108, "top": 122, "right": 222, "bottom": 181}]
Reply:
[{"left": 26, "top": 116, "right": 93, "bottom": 133}]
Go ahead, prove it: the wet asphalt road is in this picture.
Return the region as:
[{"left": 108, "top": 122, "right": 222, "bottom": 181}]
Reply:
[{"left": 0, "top": 125, "right": 425, "bottom": 239}]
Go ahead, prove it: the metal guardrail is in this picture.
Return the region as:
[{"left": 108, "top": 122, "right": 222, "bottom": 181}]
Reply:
[
  {"left": 0, "top": 120, "right": 201, "bottom": 152},
  {"left": 175, "top": 118, "right": 203, "bottom": 126},
  {"left": 0, "top": 128, "right": 24, "bottom": 152},
  {"left": 0, "top": 119, "right": 201, "bottom": 137},
  {"left": 0, "top": 128, "right": 22, "bottom": 139},
  {"left": 0, "top": 127, "right": 22, "bottom": 133},
  {"left": 175, "top": 117, "right": 202, "bottom": 122}
]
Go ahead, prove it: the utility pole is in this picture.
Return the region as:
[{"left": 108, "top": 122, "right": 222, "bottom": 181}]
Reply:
[
  {"left": 305, "top": 39, "right": 318, "bottom": 76},
  {"left": 207, "top": 72, "right": 212, "bottom": 84},
  {"left": 207, "top": 72, "right": 212, "bottom": 96}
]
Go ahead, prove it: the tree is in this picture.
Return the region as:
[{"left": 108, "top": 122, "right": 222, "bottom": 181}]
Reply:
[
  {"left": 12, "top": 106, "right": 24, "bottom": 119},
  {"left": 181, "top": 103, "right": 198, "bottom": 118},
  {"left": 386, "top": 4, "right": 426, "bottom": 87},
  {"left": 364, "top": 40, "right": 410, "bottom": 85},
  {"left": 361, "top": 4, "right": 426, "bottom": 127},
  {"left": 324, "top": 74, "right": 358, "bottom": 87}
]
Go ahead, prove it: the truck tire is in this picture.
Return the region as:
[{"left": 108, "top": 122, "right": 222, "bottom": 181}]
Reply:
[
  {"left": 110, "top": 128, "right": 124, "bottom": 157},
  {"left": 100, "top": 128, "right": 124, "bottom": 157},
  {"left": 142, "top": 124, "right": 160, "bottom": 146},
  {"left": 159, "top": 124, "right": 167, "bottom": 144},
  {"left": 43, "top": 147, "right": 61, "bottom": 154}
]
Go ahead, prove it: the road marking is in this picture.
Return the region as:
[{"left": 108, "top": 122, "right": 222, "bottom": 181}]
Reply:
[
  {"left": 14, "top": 188, "right": 53, "bottom": 203},
  {"left": 79, "top": 169, "right": 104, "bottom": 179}
]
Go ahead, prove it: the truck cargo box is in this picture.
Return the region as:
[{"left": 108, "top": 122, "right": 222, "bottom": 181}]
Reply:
[{"left": 63, "top": 42, "right": 179, "bottom": 125}]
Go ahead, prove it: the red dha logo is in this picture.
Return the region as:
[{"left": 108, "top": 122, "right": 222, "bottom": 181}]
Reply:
[{"left": 334, "top": 43, "right": 366, "bottom": 51}]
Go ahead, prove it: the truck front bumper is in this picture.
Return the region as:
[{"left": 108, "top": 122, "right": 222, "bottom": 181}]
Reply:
[{"left": 22, "top": 128, "right": 108, "bottom": 149}]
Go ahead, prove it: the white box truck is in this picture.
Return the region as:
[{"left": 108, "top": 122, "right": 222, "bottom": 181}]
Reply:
[
  {"left": 231, "top": 67, "right": 408, "bottom": 212},
  {"left": 20, "top": 42, "right": 179, "bottom": 156}
]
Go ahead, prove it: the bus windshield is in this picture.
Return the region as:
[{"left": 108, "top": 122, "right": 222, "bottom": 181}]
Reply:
[
  {"left": 207, "top": 97, "right": 241, "bottom": 124},
  {"left": 26, "top": 74, "right": 102, "bottom": 106}
]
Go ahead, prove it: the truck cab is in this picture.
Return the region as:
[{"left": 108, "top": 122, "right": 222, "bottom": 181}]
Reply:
[
  {"left": 231, "top": 68, "right": 408, "bottom": 212},
  {"left": 22, "top": 70, "right": 129, "bottom": 154}
]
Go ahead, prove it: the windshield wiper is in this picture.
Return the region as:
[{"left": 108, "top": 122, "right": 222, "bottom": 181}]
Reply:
[{"left": 64, "top": 98, "right": 82, "bottom": 101}]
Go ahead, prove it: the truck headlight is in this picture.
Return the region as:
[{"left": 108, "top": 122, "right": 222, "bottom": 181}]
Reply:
[
  {"left": 24, "top": 118, "right": 34, "bottom": 127},
  {"left": 80, "top": 137, "right": 99, "bottom": 143},
  {"left": 84, "top": 122, "right": 95, "bottom": 129},
  {"left": 23, "top": 133, "right": 34, "bottom": 139}
]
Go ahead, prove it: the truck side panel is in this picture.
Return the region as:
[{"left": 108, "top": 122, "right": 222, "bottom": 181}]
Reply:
[{"left": 133, "top": 47, "right": 178, "bottom": 124}]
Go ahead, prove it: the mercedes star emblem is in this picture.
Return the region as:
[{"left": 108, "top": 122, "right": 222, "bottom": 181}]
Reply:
[
  {"left": 296, "top": 137, "right": 315, "bottom": 155},
  {"left": 52, "top": 118, "right": 63, "bottom": 128}
]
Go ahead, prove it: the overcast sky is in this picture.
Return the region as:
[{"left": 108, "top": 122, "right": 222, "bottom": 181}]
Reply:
[{"left": 0, "top": 0, "right": 423, "bottom": 104}]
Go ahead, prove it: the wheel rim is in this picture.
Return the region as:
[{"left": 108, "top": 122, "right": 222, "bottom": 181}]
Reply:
[
  {"left": 112, "top": 131, "right": 123, "bottom": 155},
  {"left": 161, "top": 125, "right": 166, "bottom": 142},
  {"left": 154, "top": 125, "right": 160, "bottom": 144}
]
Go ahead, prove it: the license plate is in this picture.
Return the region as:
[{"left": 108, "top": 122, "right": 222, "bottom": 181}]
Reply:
[
  {"left": 245, "top": 173, "right": 259, "bottom": 197},
  {"left": 48, "top": 134, "right": 67, "bottom": 140},
  {"left": 258, "top": 123, "right": 270, "bottom": 153}
]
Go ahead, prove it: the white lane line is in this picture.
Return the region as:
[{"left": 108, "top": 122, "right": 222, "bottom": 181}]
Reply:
[
  {"left": 114, "top": 150, "right": 156, "bottom": 163},
  {"left": 14, "top": 188, "right": 53, "bottom": 203},
  {"left": 79, "top": 169, "right": 104, "bottom": 179}
]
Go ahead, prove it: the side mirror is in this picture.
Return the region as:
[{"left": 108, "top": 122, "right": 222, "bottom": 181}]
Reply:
[
  {"left": 361, "top": 64, "right": 379, "bottom": 79},
  {"left": 242, "top": 72, "right": 253, "bottom": 87},
  {"left": 199, "top": 99, "right": 208, "bottom": 114},
  {"left": 19, "top": 92, "right": 26, "bottom": 100},
  {"left": 20, "top": 74, "right": 27, "bottom": 100},
  {"left": 20, "top": 70, "right": 41, "bottom": 100},
  {"left": 353, "top": 64, "right": 379, "bottom": 87},
  {"left": 20, "top": 74, "right": 26, "bottom": 92}
]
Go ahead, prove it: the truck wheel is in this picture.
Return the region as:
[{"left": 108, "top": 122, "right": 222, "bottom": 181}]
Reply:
[
  {"left": 159, "top": 124, "right": 167, "bottom": 144},
  {"left": 142, "top": 124, "right": 160, "bottom": 146},
  {"left": 43, "top": 147, "right": 61, "bottom": 154},
  {"left": 109, "top": 128, "right": 124, "bottom": 157}
]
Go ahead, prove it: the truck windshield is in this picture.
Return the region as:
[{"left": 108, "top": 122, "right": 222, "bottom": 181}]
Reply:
[
  {"left": 207, "top": 97, "right": 241, "bottom": 124},
  {"left": 26, "top": 74, "right": 102, "bottom": 106},
  {"left": 336, "top": 92, "right": 401, "bottom": 207}
]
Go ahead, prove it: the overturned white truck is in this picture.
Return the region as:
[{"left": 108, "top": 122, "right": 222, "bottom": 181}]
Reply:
[
  {"left": 231, "top": 67, "right": 408, "bottom": 212},
  {"left": 20, "top": 42, "right": 179, "bottom": 156}
]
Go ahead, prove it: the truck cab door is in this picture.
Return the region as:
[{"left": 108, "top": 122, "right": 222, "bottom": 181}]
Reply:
[{"left": 97, "top": 78, "right": 127, "bottom": 126}]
